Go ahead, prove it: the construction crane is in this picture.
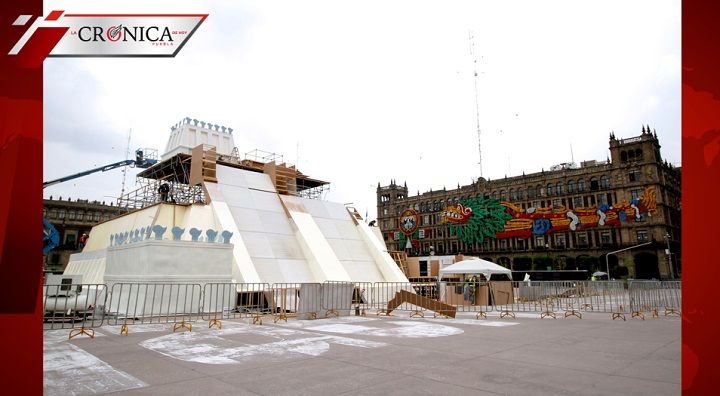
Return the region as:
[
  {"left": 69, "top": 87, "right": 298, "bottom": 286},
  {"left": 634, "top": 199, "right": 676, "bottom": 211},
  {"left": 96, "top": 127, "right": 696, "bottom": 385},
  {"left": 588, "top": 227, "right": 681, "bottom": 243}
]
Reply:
[
  {"left": 43, "top": 149, "right": 156, "bottom": 189},
  {"left": 42, "top": 148, "right": 157, "bottom": 254}
]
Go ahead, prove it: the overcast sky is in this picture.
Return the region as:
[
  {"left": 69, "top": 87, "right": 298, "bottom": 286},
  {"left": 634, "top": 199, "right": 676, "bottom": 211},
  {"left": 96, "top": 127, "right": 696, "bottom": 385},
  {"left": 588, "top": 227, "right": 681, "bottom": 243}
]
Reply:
[{"left": 43, "top": 0, "right": 680, "bottom": 221}]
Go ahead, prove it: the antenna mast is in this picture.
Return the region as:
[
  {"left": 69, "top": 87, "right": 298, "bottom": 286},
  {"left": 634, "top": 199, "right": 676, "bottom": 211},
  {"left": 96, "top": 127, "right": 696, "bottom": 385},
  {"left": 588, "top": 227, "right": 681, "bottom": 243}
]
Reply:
[
  {"left": 120, "top": 128, "right": 132, "bottom": 198},
  {"left": 469, "top": 30, "right": 483, "bottom": 178}
]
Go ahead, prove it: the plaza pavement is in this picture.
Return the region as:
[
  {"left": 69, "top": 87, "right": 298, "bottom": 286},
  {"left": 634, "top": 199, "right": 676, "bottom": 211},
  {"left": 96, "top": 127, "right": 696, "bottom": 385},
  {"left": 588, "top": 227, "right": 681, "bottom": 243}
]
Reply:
[{"left": 43, "top": 310, "right": 680, "bottom": 395}]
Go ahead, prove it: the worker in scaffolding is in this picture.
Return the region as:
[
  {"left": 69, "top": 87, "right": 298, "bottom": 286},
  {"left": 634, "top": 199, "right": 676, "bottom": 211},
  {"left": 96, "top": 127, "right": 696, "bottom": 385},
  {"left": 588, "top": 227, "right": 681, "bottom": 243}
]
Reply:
[{"left": 159, "top": 182, "right": 170, "bottom": 202}]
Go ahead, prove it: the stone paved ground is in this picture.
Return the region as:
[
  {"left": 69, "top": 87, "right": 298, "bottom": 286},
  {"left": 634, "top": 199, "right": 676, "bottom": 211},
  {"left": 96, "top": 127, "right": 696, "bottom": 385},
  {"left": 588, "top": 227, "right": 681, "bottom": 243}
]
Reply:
[{"left": 43, "top": 310, "right": 680, "bottom": 395}]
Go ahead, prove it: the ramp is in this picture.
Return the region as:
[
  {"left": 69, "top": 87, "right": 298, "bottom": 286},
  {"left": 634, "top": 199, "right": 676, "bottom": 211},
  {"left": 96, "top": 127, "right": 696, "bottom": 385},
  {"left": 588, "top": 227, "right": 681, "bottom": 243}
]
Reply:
[{"left": 386, "top": 289, "right": 457, "bottom": 318}]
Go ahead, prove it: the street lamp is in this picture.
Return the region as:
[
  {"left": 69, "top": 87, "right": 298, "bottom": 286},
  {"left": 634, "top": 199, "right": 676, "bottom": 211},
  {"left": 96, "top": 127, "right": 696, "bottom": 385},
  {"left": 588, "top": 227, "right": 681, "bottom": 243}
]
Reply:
[
  {"left": 605, "top": 241, "right": 653, "bottom": 280},
  {"left": 664, "top": 232, "right": 674, "bottom": 279}
]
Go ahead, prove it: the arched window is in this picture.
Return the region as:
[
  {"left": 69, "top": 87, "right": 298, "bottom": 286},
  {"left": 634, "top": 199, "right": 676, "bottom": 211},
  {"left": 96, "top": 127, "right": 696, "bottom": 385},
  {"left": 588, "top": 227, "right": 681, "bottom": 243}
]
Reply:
[
  {"left": 567, "top": 180, "right": 576, "bottom": 193},
  {"left": 577, "top": 179, "right": 586, "bottom": 192},
  {"left": 590, "top": 177, "right": 599, "bottom": 190},
  {"left": 600, "top": 175, "right": 611, "bottom": 189},
  {"left": 635, "top": 148, "right": 643, "bottom": 160},
  {"left": 528, "top": 186, "right": 537, "bottom": 199},
  {"left": 491, "top": 191, "right": 499, "bottom": 200},
  {"left": 556, "top": 182, "right": 564, "bottom": 195},
  {"left": 509, "top": 188, "right": 517, "bottom": 201},
  {"left": 517, "top": 187, "right": 524, "bottom": 200},
  {"left": 546, "top": 183, "right": 555, "bottom": 196},
  {"left": 621, "top": 151, "right": 628, "bottom": 162},
  {"left": 500, "top": 190, "right": 507, "bottom": 201}
]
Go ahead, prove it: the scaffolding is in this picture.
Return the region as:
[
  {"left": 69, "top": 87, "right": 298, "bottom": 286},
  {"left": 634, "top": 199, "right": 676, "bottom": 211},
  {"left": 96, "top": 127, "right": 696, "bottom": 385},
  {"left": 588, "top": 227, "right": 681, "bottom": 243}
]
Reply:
[
  {"left": 117, "top": 153, "right": 205, "bottom": 209},
  {"left": 115, "top": 145, "right": 331, "bottom": 210}
]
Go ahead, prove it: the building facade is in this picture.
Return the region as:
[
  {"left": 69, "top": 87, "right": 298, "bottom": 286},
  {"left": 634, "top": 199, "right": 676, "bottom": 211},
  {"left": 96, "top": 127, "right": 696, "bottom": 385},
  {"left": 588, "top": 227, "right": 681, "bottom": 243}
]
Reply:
[
  {"left": 377, "top": 129, "right": 681, "bottom": 280},
  {"left": 43, "top": 197, "right": 131, "bottom": 273}
]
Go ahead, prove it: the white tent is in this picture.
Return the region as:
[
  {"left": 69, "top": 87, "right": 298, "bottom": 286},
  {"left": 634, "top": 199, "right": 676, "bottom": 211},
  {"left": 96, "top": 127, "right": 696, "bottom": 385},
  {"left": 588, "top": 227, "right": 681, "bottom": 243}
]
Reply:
[{"left": 439, "top": 258, "right": 512, "bottom": 281}]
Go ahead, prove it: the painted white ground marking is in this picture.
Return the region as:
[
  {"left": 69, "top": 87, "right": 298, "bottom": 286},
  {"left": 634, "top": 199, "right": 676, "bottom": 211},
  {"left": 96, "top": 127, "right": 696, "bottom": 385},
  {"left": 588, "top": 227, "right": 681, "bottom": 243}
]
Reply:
[
  {"left": 99, "top": 323, "right": 171, "bottom": 335},
  {"left": 139, "top": 324, "right": 387, "bottom": 364},
  {"left": 305, "top": 320, "right": 464, "bottom": 338},
  {"left": 276, "top": 316, "right": 379, "bottom": 328},
  {"left": 44, "top": 342, "right": 147, "bottom": 395},
  {"left": 441, "top": 319, "right": 520, "bottom": 327}
]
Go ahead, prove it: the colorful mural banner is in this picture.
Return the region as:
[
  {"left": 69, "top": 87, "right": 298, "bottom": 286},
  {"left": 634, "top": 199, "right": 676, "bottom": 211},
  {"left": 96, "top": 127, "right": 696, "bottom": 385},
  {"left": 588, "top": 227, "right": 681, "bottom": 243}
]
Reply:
[{"left": 405, "top": 186, "right": 658, "bottom": 245}]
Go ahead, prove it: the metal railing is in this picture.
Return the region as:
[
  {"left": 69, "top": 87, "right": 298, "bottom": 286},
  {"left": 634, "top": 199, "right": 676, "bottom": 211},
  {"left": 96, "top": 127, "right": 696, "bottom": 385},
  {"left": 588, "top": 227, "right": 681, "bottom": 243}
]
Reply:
[{"left": 43, "top": 280, "right": 682, "bottom": 338}]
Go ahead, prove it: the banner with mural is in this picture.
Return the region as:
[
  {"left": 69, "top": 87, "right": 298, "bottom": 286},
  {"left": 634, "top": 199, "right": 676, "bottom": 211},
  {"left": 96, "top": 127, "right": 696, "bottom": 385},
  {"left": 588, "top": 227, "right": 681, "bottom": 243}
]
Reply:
[{"left": 432, "top": 186, "right": 657, "bottom": 244}]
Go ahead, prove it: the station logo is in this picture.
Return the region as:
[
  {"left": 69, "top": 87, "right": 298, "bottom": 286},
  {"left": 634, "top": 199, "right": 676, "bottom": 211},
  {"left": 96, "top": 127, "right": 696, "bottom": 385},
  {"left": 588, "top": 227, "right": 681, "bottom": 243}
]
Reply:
[{"left": 8, "top": 10, "right": 207, "bottom": 65}]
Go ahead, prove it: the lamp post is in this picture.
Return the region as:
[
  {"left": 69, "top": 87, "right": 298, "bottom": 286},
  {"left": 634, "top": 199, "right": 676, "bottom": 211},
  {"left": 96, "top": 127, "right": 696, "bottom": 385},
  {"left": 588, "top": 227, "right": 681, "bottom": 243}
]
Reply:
[
  {"left": 605, "top": 241, "right": 653, "bottom": 280},
  {"left": 664, "top": 232, "right": 674, "bottom": 279}
]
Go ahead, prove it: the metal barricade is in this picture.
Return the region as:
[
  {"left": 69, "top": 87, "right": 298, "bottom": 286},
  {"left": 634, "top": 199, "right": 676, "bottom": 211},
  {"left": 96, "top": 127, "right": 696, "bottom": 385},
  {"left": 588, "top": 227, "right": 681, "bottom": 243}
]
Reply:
[
  {"left": 489, "top": 281, "right": 518, "bottom": 318},
  {"left": 438, "top": 280, "right": 491, "bottom": 318},
  {"left": 269, "top": 283, "right": 322, "bottom": 322},
  {"left": 201, "top": 283, "right": 271, "bottom": 327},
  {"left": 629, "top": 280, "right": 681, "bottom": 319},
  {"left": 322, "top": 281, "right": 355, "bottom": 318},
  {"left": 105, "top": 283, "right": 202, "bottom": 334},
  {"left": 660, "top": 280, "right": 681, "bottom": 316},
  {"left": 43, "top": 283, "right": 107, "bottom": 339},
  {"left": 352, "top": 282, "right": 373, "bottom": 316},
  {"left": 370, "top": 282, "right": 420, "bottom": 316}
]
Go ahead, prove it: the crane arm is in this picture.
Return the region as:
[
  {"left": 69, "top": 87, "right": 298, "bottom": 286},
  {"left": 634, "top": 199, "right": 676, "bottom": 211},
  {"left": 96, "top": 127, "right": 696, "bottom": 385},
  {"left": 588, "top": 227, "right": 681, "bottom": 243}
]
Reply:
[{"left": 43, "top": 159, "right": 136, "bottom": 189}]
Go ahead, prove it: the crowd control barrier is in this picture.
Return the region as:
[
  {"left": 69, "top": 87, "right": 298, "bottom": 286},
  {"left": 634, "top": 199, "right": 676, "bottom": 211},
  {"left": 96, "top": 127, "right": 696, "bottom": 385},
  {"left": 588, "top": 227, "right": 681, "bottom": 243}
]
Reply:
[
  {"left": 43, "top": 283, "right": 107, "bottom": 338},
  {"left": 104, "top": 283, "right": 202, "bottom": 334}
]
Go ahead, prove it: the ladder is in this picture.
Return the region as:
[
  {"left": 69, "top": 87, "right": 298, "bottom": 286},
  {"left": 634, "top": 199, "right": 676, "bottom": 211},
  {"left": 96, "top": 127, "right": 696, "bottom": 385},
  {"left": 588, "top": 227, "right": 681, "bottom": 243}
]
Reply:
[{"left": 389, "top": 251, "right": 409, "bottom": 276}]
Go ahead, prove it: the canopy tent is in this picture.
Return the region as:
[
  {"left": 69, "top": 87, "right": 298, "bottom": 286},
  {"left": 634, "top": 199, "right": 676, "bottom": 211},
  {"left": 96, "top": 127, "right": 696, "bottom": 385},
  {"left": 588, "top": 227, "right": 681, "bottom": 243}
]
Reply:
[{"left": 439, "top": 258, "right": 512, "bottom": 281}]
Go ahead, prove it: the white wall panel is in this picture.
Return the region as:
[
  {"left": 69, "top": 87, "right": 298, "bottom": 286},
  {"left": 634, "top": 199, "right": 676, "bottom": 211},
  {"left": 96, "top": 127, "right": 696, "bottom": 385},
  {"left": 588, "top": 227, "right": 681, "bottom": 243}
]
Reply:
[
  {"left": 216, "top": 165, "right": 248, "bottom": 187},
  {"left": 239, "top": 232, "right": 275, "bottom": 259},
  {"left": 244, "top": 171, "right": 275, "bottom": 192}
]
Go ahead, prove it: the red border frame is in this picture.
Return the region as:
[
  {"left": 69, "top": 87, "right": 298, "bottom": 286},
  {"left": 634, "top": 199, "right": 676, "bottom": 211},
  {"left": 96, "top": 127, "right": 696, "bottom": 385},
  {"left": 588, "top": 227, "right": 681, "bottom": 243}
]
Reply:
[
  {"left": 0, "top": 1, "right": 716, "bottom": 393},
  {"left": 0, "top": 1, "right": 43, "bottom": 393},
  {"left": 682, "top": 2, "right": 720, "bottom": 394}
]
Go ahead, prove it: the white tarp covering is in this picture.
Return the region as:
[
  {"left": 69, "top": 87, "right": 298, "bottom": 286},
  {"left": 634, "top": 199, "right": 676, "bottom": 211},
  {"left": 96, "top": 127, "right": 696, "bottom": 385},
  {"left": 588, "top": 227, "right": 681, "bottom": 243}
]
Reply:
[{"left": 439, "top": 258, "right": 512, "bottom": 280}]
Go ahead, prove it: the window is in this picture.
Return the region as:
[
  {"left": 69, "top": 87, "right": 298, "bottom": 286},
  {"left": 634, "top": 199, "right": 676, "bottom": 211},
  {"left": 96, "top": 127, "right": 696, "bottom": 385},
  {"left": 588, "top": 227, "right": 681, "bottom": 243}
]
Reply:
[
  {"left": 555, "top": 234, "right": 566, "bottom": 248},
  {"left": 578, "top": 179, "right": 586, "bottom": 192},
  {"left": 94, "top": 212, "right": 101, "bottom": 221},
  {"left": 68, "top": 211, "right": 76, "bottom": 220},
  {"left": 500, "top": 190, "right": 507, "bottom": 201},
  {"left": 600, "top": 175, "right": 610, "bottom": 189},
  {"left": 573, "top": 196, "right": 583, "bottom": 208},
  {"left": 509, "top": 189, "right": 516, "bottom": 200},
  {"left": 552, "top": 199, "right": 561, "bottom": 208},
  {"left": 58, "top": 211, "right": 65, "bottom": 219},
  {"left": 597, "top": 194, "right": 608, "bottom": 206},
  {"left": 577, "top": 232, "right": 588, "bottom": 246},
  {"left": 528, "top": 186, "right": 537, "bottom": 199},
  {"left": 516, "top": 238, "right": 525, "bottom": 250},
  {"left": 590, "top": 177, "right": 599, "bottom": 191},
  {"left": 419, "top": 261, "right": 428, "bottom": 276},
  {"left": 547, "top": 183, "right": 555, "bottom": 196},
  {"left": 636, "top": 229, "right": 649, "bottom": 242},
  {"left": 383, "top": 220, "right": 390, "bottom": 229},
  {"left": 628, "top": 170, "right": 642, "bottom": 182},
  {"left": 535, "top": 236, "right": 546, "bottom": 248},
  {"left": 556, "top": 182, "right": 564, "bottom": 195},
  {"left": 630, "top": 189, "right": 643, "bottom": 200},
  {"left": 383, "top": 208, "right": 389, "bottom": 215},
  {"left": 517, "top": 188, "right": 524, "bottom": 200},
  {"left": 500, "top": 239, "right": 508, "bottom": 250},
  {"left": 601, "top": 231, "right": 611, "bottom": 245},
  {"left": 567, "top": 180, "right": 576, "bottom": 193}
]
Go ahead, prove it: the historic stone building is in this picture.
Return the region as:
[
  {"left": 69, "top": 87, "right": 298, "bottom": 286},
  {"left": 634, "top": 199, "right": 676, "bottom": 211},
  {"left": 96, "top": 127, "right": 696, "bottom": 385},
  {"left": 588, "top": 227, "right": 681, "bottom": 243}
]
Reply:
[
  {"left": 377, "top": 128, "right": 681, "bottom": 279},
  {"left": 43, "top": 197, "right": 131, "bottom": 273}
]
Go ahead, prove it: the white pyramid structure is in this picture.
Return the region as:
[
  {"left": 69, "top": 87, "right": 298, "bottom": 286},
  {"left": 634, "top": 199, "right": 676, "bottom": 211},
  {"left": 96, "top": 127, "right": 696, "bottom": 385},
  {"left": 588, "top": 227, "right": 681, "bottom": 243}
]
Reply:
[{"left": 64, "top": 118, "right": 408, "bottom": 286}]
